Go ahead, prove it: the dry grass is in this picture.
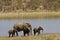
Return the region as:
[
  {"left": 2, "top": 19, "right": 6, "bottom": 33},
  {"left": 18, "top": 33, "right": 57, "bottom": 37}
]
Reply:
[
  {"left": 0, "top": 34, "right": 60, "bottom": 40},
  {"left": 0, "top": 11, "right": 60, "bottom": 19}
]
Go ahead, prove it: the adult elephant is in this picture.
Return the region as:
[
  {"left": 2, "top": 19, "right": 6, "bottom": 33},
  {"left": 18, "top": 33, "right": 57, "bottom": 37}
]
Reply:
[{"left": 13, "top": 22, "right": 32, "bottom": 36}]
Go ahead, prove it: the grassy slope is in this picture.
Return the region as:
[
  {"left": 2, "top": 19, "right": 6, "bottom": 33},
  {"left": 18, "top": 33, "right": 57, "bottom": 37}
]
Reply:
[
  {"left": 0, "top": 34, "right": 60, "bottom": 40},
  {"left": 0, "top": 11, "right": 60, "bottom": 19}
]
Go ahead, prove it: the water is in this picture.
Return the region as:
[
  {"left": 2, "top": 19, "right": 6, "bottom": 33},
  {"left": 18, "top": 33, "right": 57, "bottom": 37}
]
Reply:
[{"left": 0, "top": 19, "right": 60, "bottom": 37}]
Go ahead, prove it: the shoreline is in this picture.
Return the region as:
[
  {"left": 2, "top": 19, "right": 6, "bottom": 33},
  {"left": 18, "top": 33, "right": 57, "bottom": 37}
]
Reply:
[{"left": 0, "top": 33, "right": 60, "bottom": 40}]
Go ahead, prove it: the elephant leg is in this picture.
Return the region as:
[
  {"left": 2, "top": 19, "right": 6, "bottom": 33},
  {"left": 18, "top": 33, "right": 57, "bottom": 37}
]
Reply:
[
  {"left": 24, "top": 31, "right": 26, "bottom": 36},
  {"left": 16, "top": 31, "right": 18, "bottom": 36},
  {"left": 12, "top": 34, "right": 13, "bottom": 37},
  {"left": 34, "top": 31, "right": 36, "bottom": 35},
  {"left": 34, "top": 33, "right": 36, "bottom": 35},
  {"left": 24, "top": 32, "right": 26, "bottom": 36},
  {"left": 13, "top": 33, "right": 15, "bottom": 37},
  {"left": 9, "top": 33, "right": 11, "bottom": 37},
  {"left": 30, "top": 28, "right": 32, "bottom": 35},
  {"left": 27, "top": 32, "right": 29, "bottom": 36},
  {"left": 38, "top": 31, "right": 40, "bottom": 35}
]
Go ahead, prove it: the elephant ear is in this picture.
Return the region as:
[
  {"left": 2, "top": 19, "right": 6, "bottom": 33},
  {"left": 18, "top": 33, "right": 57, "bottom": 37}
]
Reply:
[
  {"left": 28, "top": 27, "right": 31, "bottom": 31},
  {"left": 23, "top": 26, "right": 30, "bottom": 31},
  {"left": 26, "top": 23, "right": 31, "bottom": 27}
]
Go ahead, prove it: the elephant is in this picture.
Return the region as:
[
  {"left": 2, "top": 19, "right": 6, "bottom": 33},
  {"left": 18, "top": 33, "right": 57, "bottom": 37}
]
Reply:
[
  {"left": 33, "top": 26, "right": 43, "bottom": 35},
  {"left": 13, "top": 22, "right": 32, "bottom": 36},
  {"left": 8, "top": 29, "right": 17, "bottom": 37}
]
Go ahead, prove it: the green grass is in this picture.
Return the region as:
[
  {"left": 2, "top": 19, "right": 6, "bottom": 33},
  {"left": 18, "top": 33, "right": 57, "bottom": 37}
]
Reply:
[
  {"left": 0, "top": 11, "right": 60, "bottom": 19},
  {"left": 0, "top": 34, "right": 60, "bottom": 40}
]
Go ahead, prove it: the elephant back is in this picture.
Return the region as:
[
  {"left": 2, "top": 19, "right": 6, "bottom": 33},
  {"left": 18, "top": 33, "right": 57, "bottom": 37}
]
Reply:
[
  {"left": 8, "top": 29, "right": 16, "bottom": 33},
  {"left": 13, "top": 22, "right": 32, "bottom": 31}
]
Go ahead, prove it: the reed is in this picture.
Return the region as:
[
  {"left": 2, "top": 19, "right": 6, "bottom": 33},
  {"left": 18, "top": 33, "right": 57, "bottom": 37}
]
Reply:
[
  {"left": 0, "top": 11, "right": 60, "bottom": 19},
  {"left": 0, "top": 33, "right": 60, "bottom": 40}
]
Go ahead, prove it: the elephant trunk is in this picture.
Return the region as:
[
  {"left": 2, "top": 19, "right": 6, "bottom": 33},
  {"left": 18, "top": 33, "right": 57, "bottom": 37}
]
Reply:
[
  {"left": 16, "top": 31, "right": 18, "bottom": 36},
  {"left": 30, "top": 27, "right": 32, "bottom": 35},
  {"left": 28, "top": 27, "right": 32, "bottom": 35}
]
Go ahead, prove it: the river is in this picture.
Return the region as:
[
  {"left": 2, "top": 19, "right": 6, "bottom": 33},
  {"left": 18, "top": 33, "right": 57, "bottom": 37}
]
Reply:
[{"left": 0, "top": 19, "right": 60, "bottom": 37}]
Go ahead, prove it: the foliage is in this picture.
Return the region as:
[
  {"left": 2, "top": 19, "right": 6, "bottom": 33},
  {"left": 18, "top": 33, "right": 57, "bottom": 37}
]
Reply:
[{"left": 0, "top": 0, "right": 60, "bottom": 12}]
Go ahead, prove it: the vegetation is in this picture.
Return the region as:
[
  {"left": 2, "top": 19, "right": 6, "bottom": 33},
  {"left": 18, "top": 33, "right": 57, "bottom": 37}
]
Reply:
[
  {"left": 0, "top": 11, "right": 60, "bottom": 19},
  {"left": 0, "top": 33, "right": 60, "bottom": 40},
  {"left": 0, "top": 0, "right": 60, "bottom": 12}
]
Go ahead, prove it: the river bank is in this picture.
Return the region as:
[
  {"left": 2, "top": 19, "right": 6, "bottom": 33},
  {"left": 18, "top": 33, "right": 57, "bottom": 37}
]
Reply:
[
  {"left": 0, "top": 11, "right": 60, "bottom": 19},
  {"left": 0, "top": 33, "right": 60, "bottom": 40}
]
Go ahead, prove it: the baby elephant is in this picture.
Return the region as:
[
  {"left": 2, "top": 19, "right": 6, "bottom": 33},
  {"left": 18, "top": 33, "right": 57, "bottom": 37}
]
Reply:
[
  {"left": 8, "top": 29, "right": 17, "bottom": 37},
  {"left": 33, "top": 26, "right": 43, "bottom": 35}
]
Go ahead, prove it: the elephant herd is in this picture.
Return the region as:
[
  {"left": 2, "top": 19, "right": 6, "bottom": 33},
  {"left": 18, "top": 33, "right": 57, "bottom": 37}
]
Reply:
[{"left": 8, "top": 22, "right": 43, "bottom": 37}]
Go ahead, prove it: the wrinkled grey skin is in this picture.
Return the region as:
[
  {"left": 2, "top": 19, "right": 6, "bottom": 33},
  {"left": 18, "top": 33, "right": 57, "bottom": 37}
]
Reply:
[
  {"left": 8, "top": 29, "right": 17, "bottom": 37},
  {"left": 33, "top": 26, "right": 43, "bottom": 35},
  {"left": 13, "top": 22, "right": 32, "bottom": 36}
]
